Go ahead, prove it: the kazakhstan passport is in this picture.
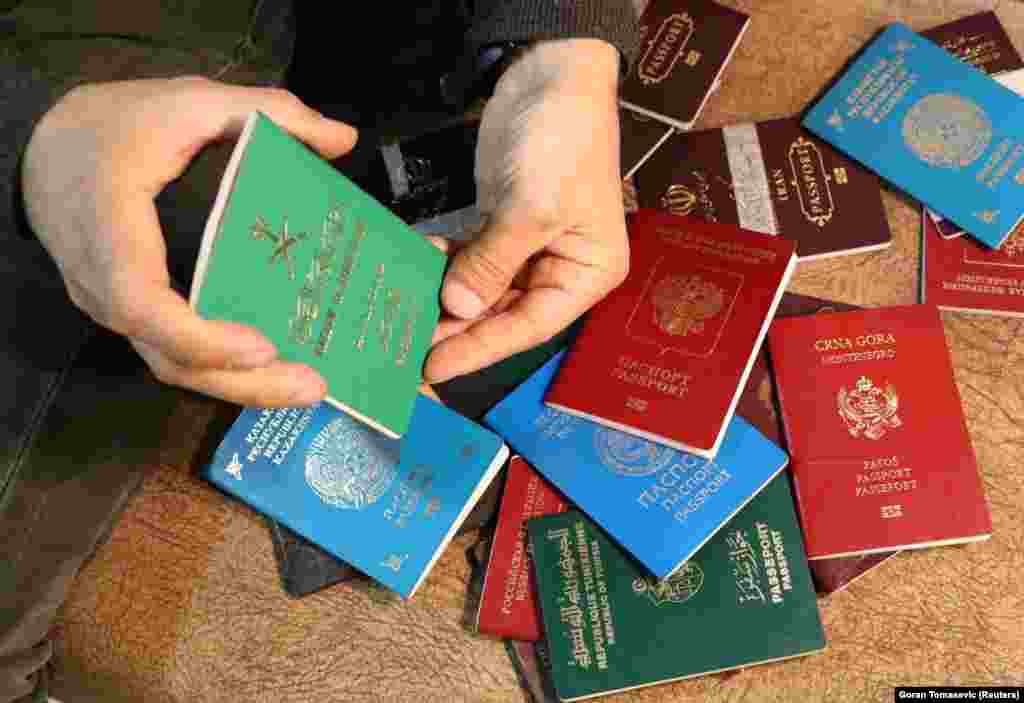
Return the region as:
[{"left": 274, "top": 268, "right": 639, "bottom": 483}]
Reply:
[{"left": 804, "top": 23, "right": 1024, "bottom": 249}]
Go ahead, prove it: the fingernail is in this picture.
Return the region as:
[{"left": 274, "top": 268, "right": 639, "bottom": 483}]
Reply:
[{"left": 442, "top": 280, "right": 486, "bottom": 320}]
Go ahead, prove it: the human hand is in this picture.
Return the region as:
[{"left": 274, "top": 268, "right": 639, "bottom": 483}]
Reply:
[
  {"left": 21, "top": 77, "right": 358, "bottom": 406},
  {"left": 424, "top": 39, "right": 629, "bottom": 383}
]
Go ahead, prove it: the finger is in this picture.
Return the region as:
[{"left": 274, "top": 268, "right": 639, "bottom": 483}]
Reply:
[
  {"left": 431, "top": 288, "right": 524, "bottom": 345},
  {"left": 133, "top": 339, "right": 327, "bottom": 407},
  {"left": 440, "top": 219, "right": 552, "bottom": 320},
  {"left": 186, "top": 78, "right": 359, "bottom": 160},
  {"left": 95, "top": 193, "right": 279, "bottom": 370},
  {"left": 424, "top": 287, "right": 579, "bottom": 384}
]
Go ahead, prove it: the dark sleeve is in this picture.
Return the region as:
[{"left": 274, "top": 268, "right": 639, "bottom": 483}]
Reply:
[
  {"left": 468, "top": 0, "right": 640, "bottom": 68},
  {"left": 0, "top": 58, "right": 63, "bottom": 242}
]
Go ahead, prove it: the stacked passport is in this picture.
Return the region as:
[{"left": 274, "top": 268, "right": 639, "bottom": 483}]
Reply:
[{"left": 193, "top": 7, "right": 1015, "bottom": 702}]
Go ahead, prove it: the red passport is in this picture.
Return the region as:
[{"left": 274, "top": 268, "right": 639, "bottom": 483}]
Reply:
[
  {"left": 476, "top": 457, "right": 568, "bottom": 641},
  {"left": 736, "top": 293, "right": 898, "bottom": 594},
  {"left": 546, "top": 209, "right": 797, "bottom": 458},
  {"left": 922, "top": 210, "right": 1024, "bottom": 318},
  {"left": 768, "top": 304, "right": 992, "bottom": 559}
]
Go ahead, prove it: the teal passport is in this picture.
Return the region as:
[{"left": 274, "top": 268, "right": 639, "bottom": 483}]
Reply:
[
  {"left": 190, "top": 112, "right": 447, "bottom": 437},
  {"left": 528, "top": 475, "right": 826, "bottom": 701},
  {"left": 803, "top": 23, "right": 1024, "bottom": 248},
  {"left": 203, "top": 395, "right": 508, "bottom": 598}
]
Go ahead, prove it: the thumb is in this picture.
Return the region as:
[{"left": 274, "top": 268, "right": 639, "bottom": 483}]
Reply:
[{"left": 441, "top": 220, "right": 549, "bottom": 320}]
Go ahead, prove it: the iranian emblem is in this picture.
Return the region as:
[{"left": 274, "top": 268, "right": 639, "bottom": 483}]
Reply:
[
  {"left": 902, "top": 94, "right": 993, "bottom": 169},
  {"left": 632, "top": 562, "right": 704, "bottom": 606},
  {"left": 380, "top": 553, "right": 409, "bottom": 573},
  {"left": 650, "top": 274, "right": 725, "bottom": 337},
  {"left": 593, "top": 427, "right": 675, "bottom": 477},
  {"left": 660, "top": 184, "right": 698, "bottom": 217},
  {"left": 225, "top": 452, "right": 243, "bottom": 481},
  {"left": 304, "top": 416, "right": 398, "bottom": 509},
  {"left": 250, "top": 215, "right": 308, "bottom": 280},
  {"left": 837, "top": 376, "right": 902, "bottom": 440}
]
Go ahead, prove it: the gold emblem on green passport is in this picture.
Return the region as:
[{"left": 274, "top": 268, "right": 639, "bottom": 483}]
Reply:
[
  {"left": 837, "top": 376, "right": 901, "bottom": 440},
  {"left": 902, "top": 93, "right": 993, "bottom": 169},
  {"left": 251, "top": 215, "right": 308, "bottom": 280},
  {"left": 632, "top": 561, "right": 704, "bottom": 606},
  {"left": 651, "top": 274, "right": 725, "bottom": 336}
]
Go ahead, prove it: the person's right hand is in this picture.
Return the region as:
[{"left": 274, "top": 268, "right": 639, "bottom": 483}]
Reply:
[{"left": 21, "top": 76, "right": 358, "bottom": 407}]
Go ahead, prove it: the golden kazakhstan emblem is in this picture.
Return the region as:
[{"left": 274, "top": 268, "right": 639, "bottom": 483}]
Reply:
[
  {"left": 902, "top": 93, "right": 993, "bottom": 169},
  {"left": 305, "top": 416, "right": 398, "bottom": 509},
  {"left": 651, "top": 274, "right": 725, "bottom": 337},
  {"left": 632, "top": 562, "right": 704, "bottom": 606},
  {"left": 837, "top": 376, "right": 902, "bottom": 440}
]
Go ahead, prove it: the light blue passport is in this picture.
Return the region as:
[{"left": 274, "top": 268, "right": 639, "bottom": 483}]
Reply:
[
  {"left": 803, "top": 23, "right": 1024, "bottom": 249},
  {"left": 484, "top": 352, "right": 788, "bottom": 580},
  {"left": 203, "top": 395, "right": 508, "bottom": 598}
]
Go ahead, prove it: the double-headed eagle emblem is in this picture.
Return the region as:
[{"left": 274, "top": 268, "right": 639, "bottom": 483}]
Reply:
[
  {"left": 651, "top": 274, "right": 725, "bottom": 337},
  {"left": 837, "top": 375, "right": 901, "bottom": 440}
]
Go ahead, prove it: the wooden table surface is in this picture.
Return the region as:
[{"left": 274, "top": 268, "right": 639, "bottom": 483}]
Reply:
[{"left": 54, "top": 1, "right": 1024, "bottom": 701}]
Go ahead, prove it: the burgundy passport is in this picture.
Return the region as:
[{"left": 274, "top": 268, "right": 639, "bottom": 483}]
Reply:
[
  {"left": 545, "top": 209, "right": 796, "bottom": 458},
  {"left": 476, "top": 457, "right": 568, "bottom": 641}
]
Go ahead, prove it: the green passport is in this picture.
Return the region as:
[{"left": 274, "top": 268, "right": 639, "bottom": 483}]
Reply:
[
  {"left": 190, "top": 113, "right": 447, "bottom": 437},
  {"left": 528, "top": 474, "right": 826, "bottom": 701}
]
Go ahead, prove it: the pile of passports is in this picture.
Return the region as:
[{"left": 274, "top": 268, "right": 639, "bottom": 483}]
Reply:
[{"left": 195, "top": 3, "right": 1021, "bottom": 701}]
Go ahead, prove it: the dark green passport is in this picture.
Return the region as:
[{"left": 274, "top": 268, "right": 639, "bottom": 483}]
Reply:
[
  {"left": 190, "top": 112, "right": 447, "bottom": 437},
  {"left": 528, "top": 474, "right": 826, "bottom": 701}
]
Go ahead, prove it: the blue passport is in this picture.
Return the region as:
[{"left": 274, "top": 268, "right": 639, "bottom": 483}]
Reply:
[
  {"left": 803, "top": 23, "right": 1024, "bottom": 249},
  {"left": 203, "top": 395, "right": 508, "bottom": 598},
  {"left": 483, "top": 352, "right": 788, "bottom": 580}
]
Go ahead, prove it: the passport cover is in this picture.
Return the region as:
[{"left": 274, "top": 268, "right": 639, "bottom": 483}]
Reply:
[
  {"left": 486, "top": 350, "right": 789, "bottom": 580},
  {"left": 921, "top": 208, "right": 1024, "bottom": 317},
  {"left": 190, "top": 112, "right": 447, "bottom": 438},
  {"left": 620, "top": 110, "right": 674, "bottom": 180},
  {"left": 767, "top": 304, "right": 992, "bottom": 559},
  {"left": 505, "top": 640, "right": 558, "bottom": 703},
  {"left": 921, "top": 11, "right": 1023, "bottom": 77},
  {"left": 923, "top": 68, "right": 1024, "bottom": 239},
  {"left": 477, "top": 457, "right": 569, "bottom": 641},
  {"left": 268, "top": 519, "right": 360, "bottom": 598},
  {"left": 620, "top": 0, "right": 749, "bottom": 130},
  {"left": 637, "top": 117, "right": 892, "bottom": 260},
  {"left": 203, "top": 395, "right": 508, "bottom": 598},
  {"left": 545, "top": 209, "right": 797, "bottom": 458},
  {"left": 528, "top": 475, "right": 826, "bottom": 702},
  {"left": 803, "top": 23, "right": 1024, "bottom": 250},
  {"left": 736, "top": 293, "right": 898, "bottom": 594}
]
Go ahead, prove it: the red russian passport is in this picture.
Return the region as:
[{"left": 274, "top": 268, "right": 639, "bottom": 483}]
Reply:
[
  {"left": 476, "top": 457, "right": 568, "bottom": 641},
  {"left": 768, "top": 304, "right": 992, "bottom": 560},
  {"left": 545, "top": 209, "right": 796, "bottom": 458}
]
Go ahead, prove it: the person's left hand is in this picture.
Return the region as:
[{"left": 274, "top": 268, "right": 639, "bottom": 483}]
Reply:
[{"left": 424, "top": 39, "right": 629, "bottom": 383}]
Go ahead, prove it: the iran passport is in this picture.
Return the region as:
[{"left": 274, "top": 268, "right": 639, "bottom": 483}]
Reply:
[
  {"left": 768, "top": 304, "right": 992, "bottom": 559},
  {"left": 545, "top": 209, "right": 796, "bottom": 458}
]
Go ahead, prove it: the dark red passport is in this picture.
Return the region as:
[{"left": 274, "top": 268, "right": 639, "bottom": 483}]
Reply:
[
  {"left": 768, "top": 304, "right": 992, "bottom": 559},
  {"left": 476, "top": 457, "right": 569, "bottom": 641},
  {"left": 637, "top": 117, "right": 891, "bottom": 260},
  {"left": 921, "top": 11, "right": 1023, "bottom": 76},
  {"left": 546, "top": 209, "right": 796, "bottom": 458},
  {"left": 736, "top": 293, "right": 897, "bottom": 594},
  {"left": 621, "top": 0, "right": 749, "bottom": 129}
]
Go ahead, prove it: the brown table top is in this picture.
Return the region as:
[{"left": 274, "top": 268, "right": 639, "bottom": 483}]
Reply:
[{"left": 56, "top": 1, "right": 1024, "bottom": 701}]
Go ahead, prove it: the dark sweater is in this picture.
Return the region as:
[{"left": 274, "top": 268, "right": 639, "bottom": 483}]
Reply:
[{"left": 1, "top": 0, "right": 639, "bottom": 246}]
